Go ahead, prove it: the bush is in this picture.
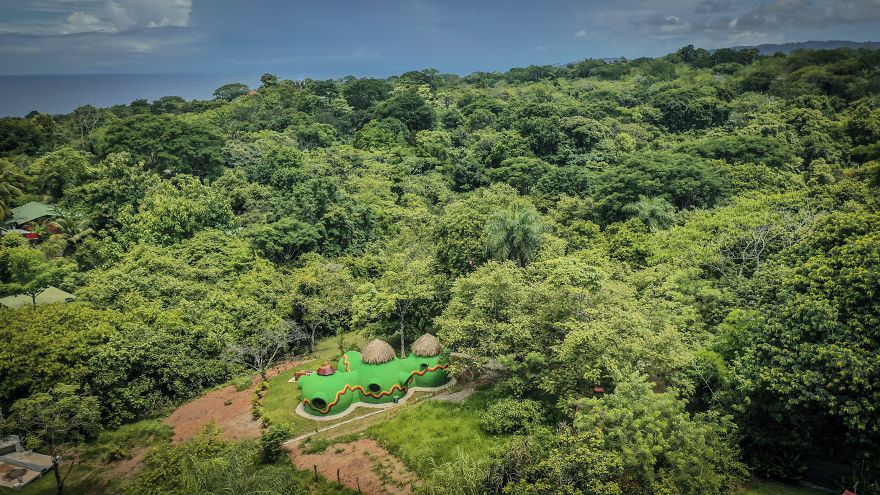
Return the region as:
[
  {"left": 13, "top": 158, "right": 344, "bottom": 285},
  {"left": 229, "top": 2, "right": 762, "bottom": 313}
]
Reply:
[
  {"left": 260, "top": 424, "right": 292, "bottom": 463},
  {"left": 479, "top": 398, "right": 543, "bottom": 435},
  {"left": 233, "top": 376, "right": 252, "bottom": 392}
]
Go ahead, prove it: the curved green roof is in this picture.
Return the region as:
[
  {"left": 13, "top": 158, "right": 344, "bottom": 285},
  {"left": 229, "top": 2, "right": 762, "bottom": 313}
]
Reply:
[{"left": 298, "top": 352, "right": 450, "bottom": 416}]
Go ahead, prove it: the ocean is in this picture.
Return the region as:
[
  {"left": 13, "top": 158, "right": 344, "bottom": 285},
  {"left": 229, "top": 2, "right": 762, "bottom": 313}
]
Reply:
[{"left": 0, "top": 73, "right": 258, "bottom": 117}]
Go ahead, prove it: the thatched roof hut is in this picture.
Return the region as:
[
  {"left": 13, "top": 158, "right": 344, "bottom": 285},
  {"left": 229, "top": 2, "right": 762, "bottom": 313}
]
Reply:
[
  {"left": 361, "top": 339, "right": 396, "bottom": 364},
  {"left": 411, "top": 333, "right": 442, "bottom": 357}
]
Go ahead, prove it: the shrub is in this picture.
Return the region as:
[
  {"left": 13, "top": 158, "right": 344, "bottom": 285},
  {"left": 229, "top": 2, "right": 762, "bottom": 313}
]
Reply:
[
  {"left": 479, "top": 398, "right": 543, "bottom": 435},
  {"left": 233, "top": 376, "right": 252, "bottom": 392},
  {"left": 260, "top": 424, "right": 292, "bottom": 463}
]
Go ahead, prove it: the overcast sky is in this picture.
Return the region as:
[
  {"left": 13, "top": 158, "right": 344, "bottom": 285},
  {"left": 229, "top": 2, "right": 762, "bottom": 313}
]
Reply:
[{"left": 1, "top": 0, "right": 879, "bottom": 77}]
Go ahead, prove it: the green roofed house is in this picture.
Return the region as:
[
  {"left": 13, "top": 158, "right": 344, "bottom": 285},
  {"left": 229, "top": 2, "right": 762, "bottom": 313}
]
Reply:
[
  {"left": 0, "top": 286, "right": 76, "bottom": 309},
  {"left": 2, "top": 202, "right": 55, "bottom": 229},
  {"left": 297, "top": 334, "right": 450, "bottom": 417}
]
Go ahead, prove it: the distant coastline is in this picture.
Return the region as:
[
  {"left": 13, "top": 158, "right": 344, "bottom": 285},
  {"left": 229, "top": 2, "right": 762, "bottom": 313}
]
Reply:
[{"left": 0, "top": 73, "right": 256, "bottom": 117}]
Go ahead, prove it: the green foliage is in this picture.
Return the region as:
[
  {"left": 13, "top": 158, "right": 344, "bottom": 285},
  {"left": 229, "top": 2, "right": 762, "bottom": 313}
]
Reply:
[
  {"left": 733, "top": 211, "right": 880, "bottom": 476},
  {"left": 124, "top": 425, "right": 305, "bottom": 495},
  {"left": 29, "top": 148, "right": 91, "bottom": 198},
  {"left": 0, "top": 242, "right": 75, "bottom": 305},
  {"left": 366, "top": 391, "right": 506, "bottom": 477},
  {"left": 575, "top": 372, "right": 747, "bottom": 495},
  {"left": 0, "top": 303, "right": 117, "bottom": 406},
  {"left": 0, "top": 158, "right": 27, "bottom": 219},
  {"left": 375, "top": 87, "right": 436, "bottom": 132},
  {"left": 213, "top": 83, "right": 251, "bottom": 102},
  {"left": 3, "top": 45, "right": 880, "bottom": 495},
  {"left": 484, "top": 201, "right": 546, "bottom": 267},
  {"left": 342, "top": 78, "right": 392, "bottom": 110},
  {"left": 479, "top": 398, "right": 543, "bottom": 434},
  {"left": 5, "top": 383, "right": 102, "bottom": 495},
  {"left": 97, "top": 114, "right": 225, "bottom": 177},
  {"left": 119, "top": 175, "right": 233, "bottom": 245},
  {"left": 260, "top": 424, "right": 292, "bottom": 462},
  {"left": 594, "top": 152, "right": 730, "bottom": 223}
]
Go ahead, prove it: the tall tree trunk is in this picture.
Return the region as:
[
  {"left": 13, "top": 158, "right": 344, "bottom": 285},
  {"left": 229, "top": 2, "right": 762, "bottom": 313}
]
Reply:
[
  {"left": 53, "top": 460, "right": 63, "bottom": 495},
  {"left": 309, "top": 325, "right": 317, "bottom": 353},
  {"left": 399, "top": 317, "right": 406, "bottom": 358},
  {"left": 31, "top": 293, "right": 37, "bottom": 306}
]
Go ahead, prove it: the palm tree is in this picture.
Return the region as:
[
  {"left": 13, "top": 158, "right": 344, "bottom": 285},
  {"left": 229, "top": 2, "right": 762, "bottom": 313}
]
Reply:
[
  {"left": 621, "top": 195, "right": 676, "bottom": 230},
  {"left": 0, "top": 159, "right": 26, "bottom": 220},
  {"left": 52, "top": 210, "right": 93, "bottom": 244},
  {"left": 180, "top": 442, "right": 298, "bottom": 495},
  {"left": 484, "top": 202, "right": 545, "bottom": 267}
]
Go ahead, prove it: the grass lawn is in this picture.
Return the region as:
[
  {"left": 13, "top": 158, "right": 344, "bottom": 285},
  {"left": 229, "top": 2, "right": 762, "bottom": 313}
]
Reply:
[
  {"left": 737, "top": 479, "right": 830, "bottom": 495},
  {"left": 365, "top": 390, "right": 506, "bottom": 477},
  {"left": 262, "top": 330, "right": 370, "bottom": 434}
]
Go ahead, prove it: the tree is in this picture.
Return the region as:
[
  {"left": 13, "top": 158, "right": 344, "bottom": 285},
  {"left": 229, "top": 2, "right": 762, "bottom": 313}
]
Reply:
[
  {"left": 288, "top": 255, "right": 355, "bottom": 352},
  {"left": 0, "top": 117, "right": 44, "bottom": 155},
  {"left": 180, "top": 441, "right": 300, "bottom": 494},
  {"left": 484, "top": 202, "right": 545, "bottom": 267},
  {"left": 0, "top": 304, "right": 118, "bottom": 407},
  {"left": 120, "top": 175, "right": 233, "bottom": 246},
  {"left": 575, "top": 372, "right": 746, "bottom": 494},
  {"left": 353, "top": 244, "right": 437, "bottom": 358},
  {"left": 734, "top": 211, "right": 880, "bottom": 475},
  {"left": 71, "top": 105, "right": 103, "bottom": 146},
  {"left": 226, "top": 320, "right": 303, "bottom": 380},
  {"left": 5, "top": 384, "right": 101, "bottom": 495},
  {"left": 0, "top": 158, "right": 26, "bottom": 219},
  {"left": 0, "top": 245, "right": 73, "bottom": 306},
  {"left": 97, "top": 114, "right": 225, "bottom": 177},
  {"left": 594, "top": 152, "right": 730, "bottom": 223},
  {"left": 620, "top": 195, "right": 676, "bottom": 230},
  {"left": 260, "top": 73, "right": 280, "bottom": 88},
  {"left": 213, "top": 83, "right": 250, "bottom": 101},
  {"left": 29, "top": 147, "right": 91, "bottom": 198},
  {"left": 342, "top": 78, "right": 392, "bottom": 110},
  {"left": 375, "top": 88, "right": 436, "bottom": 132}
]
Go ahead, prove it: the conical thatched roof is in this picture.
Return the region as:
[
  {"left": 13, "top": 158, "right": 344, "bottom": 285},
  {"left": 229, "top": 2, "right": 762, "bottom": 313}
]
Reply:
[
  {"left": 361, "top": 339, "right": 396, "bottom": 364},
  {"left": 411, "top": 333, "right": 442, "bottom": 357}
]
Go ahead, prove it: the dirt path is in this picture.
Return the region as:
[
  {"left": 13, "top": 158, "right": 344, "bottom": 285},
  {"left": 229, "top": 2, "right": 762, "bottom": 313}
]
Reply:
[
  {"left": 287, "top": 439, "right": 419, "bottom": 495},
  {"left": 101, "top": 446, "right": 150, "bottom": 481},
  {"left": 165, "top": 360, "right": 305, "bottom": 444}
]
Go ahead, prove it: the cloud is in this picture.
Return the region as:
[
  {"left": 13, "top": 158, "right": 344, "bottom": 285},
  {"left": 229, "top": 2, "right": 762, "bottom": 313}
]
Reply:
[
  {"left": 5, "top": 0, "right": 192, "bottom": 35},
  {"left": 732, "top": 0, "right": 880, "bottom": 29},
  {"left": 574, "top": 28, "right": 587, "bottom": 37},
  {"left": 695, "top": 0, "right": 733, "bottom": 13},
  {"left": 0, "top": 26, "right": 203, "bottom": 68}
]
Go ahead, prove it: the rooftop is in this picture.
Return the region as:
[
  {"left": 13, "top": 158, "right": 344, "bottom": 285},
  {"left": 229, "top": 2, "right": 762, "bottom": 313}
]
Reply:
[
  {"left": 3, "top": 202, "right": 54, "bottom": 226},
  {"left": 0, "top": 286, "right": 76, "bottom": 309}
]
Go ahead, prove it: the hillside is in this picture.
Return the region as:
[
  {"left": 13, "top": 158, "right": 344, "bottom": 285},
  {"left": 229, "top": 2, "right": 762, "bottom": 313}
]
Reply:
[
  {"left": 727, "top": 40, "right": 880, "bottom": 54},
  {"left": 1, "top": 45, "right": 879, "bottom": 495}
]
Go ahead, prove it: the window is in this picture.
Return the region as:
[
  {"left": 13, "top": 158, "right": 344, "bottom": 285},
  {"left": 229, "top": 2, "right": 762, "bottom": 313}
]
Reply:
[
  {"left": 311, "top": 398, "right": 327, "bottom": 409},
  {"left": 420, "top": 363, "right": 429, "bottom": 370},
  {"left": 368, "top": 383, "right": 381, "bottom": 393}
]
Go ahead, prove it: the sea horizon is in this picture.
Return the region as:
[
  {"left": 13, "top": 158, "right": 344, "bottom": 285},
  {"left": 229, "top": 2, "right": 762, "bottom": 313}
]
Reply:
[{"left": 0, "top": 72, "right": 260, "bottom": 117}]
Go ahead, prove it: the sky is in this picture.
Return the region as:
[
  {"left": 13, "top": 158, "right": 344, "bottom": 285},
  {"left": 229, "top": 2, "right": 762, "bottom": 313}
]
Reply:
[{"left": 0, "top": 0, "right": 879, "bottom": 78}]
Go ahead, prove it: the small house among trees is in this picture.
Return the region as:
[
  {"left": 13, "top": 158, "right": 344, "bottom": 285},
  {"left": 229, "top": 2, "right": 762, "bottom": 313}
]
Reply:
[{"left": 2, "top": 202, "right": 54, "bottom": 229}]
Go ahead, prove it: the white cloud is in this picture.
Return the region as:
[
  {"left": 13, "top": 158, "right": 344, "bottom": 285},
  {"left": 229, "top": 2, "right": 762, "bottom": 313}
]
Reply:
[
  {"left": 574, "top": 29, "right": 587, "bottom": 38},
  {"left": 62, "top": 10, "right": 114, "bottom": 33},
  {"left": 6, "top": 0, "right": 192, "bottom": 35}
]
